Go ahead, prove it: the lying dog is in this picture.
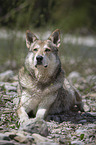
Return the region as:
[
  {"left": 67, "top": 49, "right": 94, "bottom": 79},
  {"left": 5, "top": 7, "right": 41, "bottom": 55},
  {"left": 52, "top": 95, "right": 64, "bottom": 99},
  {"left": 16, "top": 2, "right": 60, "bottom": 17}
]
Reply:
[{"left": 17, "top": 29, "right": 84, "bottom": 123}]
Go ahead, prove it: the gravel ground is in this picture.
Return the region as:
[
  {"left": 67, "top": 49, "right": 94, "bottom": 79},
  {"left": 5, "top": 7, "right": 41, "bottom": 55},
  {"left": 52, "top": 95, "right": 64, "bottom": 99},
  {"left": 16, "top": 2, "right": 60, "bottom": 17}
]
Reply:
[{"left": 0, "top": 71, "right": 96, "bottom": 145}]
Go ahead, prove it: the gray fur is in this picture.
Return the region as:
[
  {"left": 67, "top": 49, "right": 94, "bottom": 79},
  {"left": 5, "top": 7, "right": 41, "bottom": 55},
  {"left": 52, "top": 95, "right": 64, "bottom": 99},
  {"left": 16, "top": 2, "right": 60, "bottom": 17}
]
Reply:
[{"left": 17, "top": 29, "right": 83, "bottom": 123}]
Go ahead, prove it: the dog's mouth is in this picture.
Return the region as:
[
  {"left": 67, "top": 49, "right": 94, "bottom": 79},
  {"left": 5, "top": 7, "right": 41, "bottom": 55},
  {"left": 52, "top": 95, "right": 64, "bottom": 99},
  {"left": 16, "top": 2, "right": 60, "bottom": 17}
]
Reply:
[
  {"left": 44, "top": 64, "right": 48, "bottom": 68},
  {"left": 35, "top": 64, "right": 48, "bottom": 68}
]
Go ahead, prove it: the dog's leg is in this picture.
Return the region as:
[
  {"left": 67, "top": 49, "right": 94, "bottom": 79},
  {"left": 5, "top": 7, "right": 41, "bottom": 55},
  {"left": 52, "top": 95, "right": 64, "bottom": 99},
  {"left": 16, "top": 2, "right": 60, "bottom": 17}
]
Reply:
[
  {"left": 17, "top": 105, "right": 29, "bottom": 123},
  {"left": 64, "top": 78, "right": 84, "bottom": 111},
  {"left": 36, "top": 93, "right": 57, "bottom": 119},
  {"left": 74, "top": 88, "right": 84, "bottom": 111},
  {"left": 17, "top": 90, "right": 32, "bottom": 123}
]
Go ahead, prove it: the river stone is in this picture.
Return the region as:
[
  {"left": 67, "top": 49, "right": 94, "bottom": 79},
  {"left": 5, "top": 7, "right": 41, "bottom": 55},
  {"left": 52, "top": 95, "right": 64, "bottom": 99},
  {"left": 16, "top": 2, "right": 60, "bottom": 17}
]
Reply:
[
  {"left": 0, "top": 140, "right": 15, "bottom": 145},
  {"left": 59, "top": 136, "right": 71, "bottom": 144},
  {"left": 37, "top": 142, "right": 59, "bottom": 145},
  {"left": 0, "top": 133, "right": 10, "bottom": 141},
  {"left": 71, "top": 141, "right": 85, "bottom": 145},
  {"left": 0, "top": 70, "right": 14, "bottom": 81},
  {"left": 88, "top": 112, "right": 96, "bottom": 117},
  {"left": 86, "top": 75, "right": 96, "bottom": 85},
  {"left": 32, "top": 133, "right": 54, "bottom": 144},
  {"left": 68, "top": 71, "right": 81, "bottom": 81},
  {"left": 13, "top": 98, "right": 19, "bottom": 107},
  {"left": 4, "top": 131, "right": 17, "bottom": 139},
  {"left": 78, "top": 120, "right": 87, "bottom": 124},
  {"left": 83, "top": 104, "right": 90, "bottom": 112},
  {"left": 14, "top": 134, "right": 28, "bottom": 143},
  {"left": 75, "top": 129, "right": 87, "bottom": 135},
  {"left": 20, "top": 119, "right": 49, "bottom": 137},
  {"left": 4, "top": 85, "right": 17, "bottom": 92},
  {"left": 0, "top": 60, "right": 17, "bottom": 70}
]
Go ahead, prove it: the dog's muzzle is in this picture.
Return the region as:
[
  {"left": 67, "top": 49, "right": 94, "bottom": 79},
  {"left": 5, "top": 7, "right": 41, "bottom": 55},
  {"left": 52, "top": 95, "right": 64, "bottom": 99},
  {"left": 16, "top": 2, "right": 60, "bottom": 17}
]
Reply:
[
  {"left": 35, "top": 55, "right": 48, "bottom": 68},
  {"left": 36, "top": 55, "right": 43, "bottom": 65}
]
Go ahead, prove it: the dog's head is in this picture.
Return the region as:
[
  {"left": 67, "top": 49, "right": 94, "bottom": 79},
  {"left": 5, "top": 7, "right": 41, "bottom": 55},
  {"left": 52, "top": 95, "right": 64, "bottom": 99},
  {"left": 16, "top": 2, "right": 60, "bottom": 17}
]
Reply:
[{"left": 25, "top": 29, "right": 61, "bottom": 80}]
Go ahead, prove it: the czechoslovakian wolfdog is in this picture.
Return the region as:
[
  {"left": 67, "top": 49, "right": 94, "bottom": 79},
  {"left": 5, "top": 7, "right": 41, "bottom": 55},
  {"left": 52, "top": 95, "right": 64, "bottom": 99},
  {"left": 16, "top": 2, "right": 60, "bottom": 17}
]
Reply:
[{"left": 17, "top": 29, "right": 84, "bottom": 123}]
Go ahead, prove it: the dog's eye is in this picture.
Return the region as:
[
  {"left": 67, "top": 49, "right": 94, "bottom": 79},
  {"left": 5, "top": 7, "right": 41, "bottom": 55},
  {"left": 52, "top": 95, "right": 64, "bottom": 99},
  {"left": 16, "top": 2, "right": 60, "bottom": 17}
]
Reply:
[
  {"left": 33, "top": 48, "right": 38, "bottom": 51},
  {"left": 45, "top": 48, "right": 51, "bottom": 52}
]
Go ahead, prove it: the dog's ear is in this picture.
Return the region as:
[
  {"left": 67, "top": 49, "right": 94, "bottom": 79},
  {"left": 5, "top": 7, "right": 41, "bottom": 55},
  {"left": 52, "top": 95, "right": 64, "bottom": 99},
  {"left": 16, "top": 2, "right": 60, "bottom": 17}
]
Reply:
[
  {"left": 26, "top": 30, "right": 38, "bottom": 48},
  {"left": 48, "top": 29, "right": 60, "bottom": 47}
]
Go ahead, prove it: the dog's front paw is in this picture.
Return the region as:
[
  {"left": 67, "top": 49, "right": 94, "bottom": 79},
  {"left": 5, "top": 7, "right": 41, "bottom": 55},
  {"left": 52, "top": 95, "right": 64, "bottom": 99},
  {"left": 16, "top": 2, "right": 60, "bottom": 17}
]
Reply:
[{"left": 26, "top": 118, "right": 36, "bottom": 124}]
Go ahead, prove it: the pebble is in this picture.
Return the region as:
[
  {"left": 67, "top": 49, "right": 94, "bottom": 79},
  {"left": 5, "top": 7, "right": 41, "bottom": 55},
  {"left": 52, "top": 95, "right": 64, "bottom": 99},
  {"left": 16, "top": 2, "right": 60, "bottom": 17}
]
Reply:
[
  {"left": 0, "top": 140, "right": 15, "bottom": 145},
  {"left": 0, "top": 70, "right": 14, "bottom": 82},
  {"left": 37, "top": 142, "right": 59, "bottom": 145},
  {"left": 86, "top": 75, "right": 96, "bottom": 85},
  {"left": 78, "top": 120, "right": 87, "bottom": 124},
  {"left": 5, "top": 85, "right": 17, "bottom": 92},
  {"left": 83, "top": 104, "right": 90, "bottom": 112},
  {"left": 88, "top": 112, "right": 96, "bottom": 117},
  {"left": 71, "top": 141, "right": 85, "bottom": 145},
  {"left": 0, "top": 70, "right": 96, "bottom": 145},
  {"left": 4, "top": 131, "right": 16, "bottom": 139},
  {"left": 14, "top": 134, "right": 28, "bottom": 143},
  {"left": 37, "top": 143, "right": 59, "bottom": 145},
  {"left": 68, "top": 71, "right": 81, "bottom": 81},
  {"left": 75, "top": 129, "right": 87, "bottom": 135},
  {"left": 59, "top": 136, "right": 71, "bottom": 144},
  {"left": 20, "top": 119, "right": 49, "bottom": 137},
  {"left": 32, "top": 133, "right": 54, "bottom": 143},
  {"left": 0, "top": 133, "right": 10, "bottom": 141}
]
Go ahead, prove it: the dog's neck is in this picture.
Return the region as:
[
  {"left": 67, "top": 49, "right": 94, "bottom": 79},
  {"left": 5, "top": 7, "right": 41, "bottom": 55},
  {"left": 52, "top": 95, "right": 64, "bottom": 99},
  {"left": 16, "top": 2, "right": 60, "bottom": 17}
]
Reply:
[
  {"left": 37, "top": 65, "right": 62, "bottom": 86},
  {"left": 37, "top": 66, "right": 62, "bottom": 89},
  {"left": 24, "top": 63, "right": 62, "bottom": 86}
]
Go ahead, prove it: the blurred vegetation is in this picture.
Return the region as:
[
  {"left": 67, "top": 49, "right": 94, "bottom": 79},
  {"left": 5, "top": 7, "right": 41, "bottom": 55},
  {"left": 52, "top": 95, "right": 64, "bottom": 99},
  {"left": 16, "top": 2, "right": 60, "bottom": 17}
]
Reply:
[
  {"left": 0, "top": 0, "right": 96, "bottom": 76},
  {"left": 0, "top": 0, "right": 96, "bottom": 33}
]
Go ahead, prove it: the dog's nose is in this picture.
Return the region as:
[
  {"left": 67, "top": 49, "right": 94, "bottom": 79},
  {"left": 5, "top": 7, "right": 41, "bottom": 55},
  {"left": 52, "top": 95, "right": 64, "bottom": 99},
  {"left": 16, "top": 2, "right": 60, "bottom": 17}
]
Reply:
[{"left": 36, "top": 55, "right": 43, "bottom": 62}]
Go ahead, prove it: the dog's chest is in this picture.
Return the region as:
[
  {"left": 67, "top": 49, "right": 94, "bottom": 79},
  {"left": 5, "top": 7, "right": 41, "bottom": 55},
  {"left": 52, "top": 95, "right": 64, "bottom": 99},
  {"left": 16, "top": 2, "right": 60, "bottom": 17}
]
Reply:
[
  {"left": 20, "top": 81, "right": 45, "bottom": 112},
  {"left": 19, "top": 67, "right": 63, "bottom": 113}
]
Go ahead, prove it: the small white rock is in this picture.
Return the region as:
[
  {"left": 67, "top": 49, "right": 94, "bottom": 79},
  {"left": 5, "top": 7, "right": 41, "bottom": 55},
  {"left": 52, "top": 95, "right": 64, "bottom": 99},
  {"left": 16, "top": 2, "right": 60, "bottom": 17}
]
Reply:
[
  {"left": 0, "top": 70, "right": 14, "bottom": 81},
  {"left": 71, "top": 141, "right": 85, "bottom": 145},
  {"left": 68, "top": 71, "right": 81, "bottom": 81}
]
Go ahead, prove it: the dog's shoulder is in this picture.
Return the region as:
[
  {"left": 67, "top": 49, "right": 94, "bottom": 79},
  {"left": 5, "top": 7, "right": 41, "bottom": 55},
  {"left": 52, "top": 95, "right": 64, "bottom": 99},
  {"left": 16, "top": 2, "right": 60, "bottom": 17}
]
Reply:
[
  {"left": 18, "top": 66, "right": 34, "bottom": 89},
  {"left": 18, "top": 66, "right": 32, "bottom": 80},
  {"left": 18, "top": 66, "right": 24, "bottom": 78}
]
